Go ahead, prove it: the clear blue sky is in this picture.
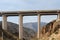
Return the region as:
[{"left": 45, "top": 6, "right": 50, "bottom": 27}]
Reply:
[{"left": 0, "top": 0, "right": 59, "bottom": 24}]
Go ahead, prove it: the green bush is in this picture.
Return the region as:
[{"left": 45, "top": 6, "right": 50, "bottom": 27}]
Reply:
[{"left": 55, "top": 31, "right": 58, "bottom": 34}]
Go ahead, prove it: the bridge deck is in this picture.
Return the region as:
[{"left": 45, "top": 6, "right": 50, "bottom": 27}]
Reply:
[{"left": 0, "top": 10, "right": 60, "bottom": 16}]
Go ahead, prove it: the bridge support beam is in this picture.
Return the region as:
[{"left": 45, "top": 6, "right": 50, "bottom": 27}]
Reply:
[
  {"left": 2, "top": 15, "right": 7, "bottom": 40},
  {"left": 19, "top": 14, "right": 23, "bottom": 40},
  {"left": 56, "top": 13, "right": 60, "bottom": 22},
  {"left": 58, "top": 13, "right": 60, "bottom": 19},
  {"left": 37, "top": 14, "right": 41, "bottom": 39},
  {"left": 2, "top": 15, "right": 7, "bottom": 30}
]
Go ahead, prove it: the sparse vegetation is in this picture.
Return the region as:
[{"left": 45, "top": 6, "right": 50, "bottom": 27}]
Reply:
[
  {"left": 52, "top": 38, "right": 55, "bottom": 40},
  {"left": 55, "top": 31, "right": 58, "bottom": 34}
]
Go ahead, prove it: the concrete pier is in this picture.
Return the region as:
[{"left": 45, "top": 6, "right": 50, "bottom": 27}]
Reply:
[
  {"left": 2, "top": 15, "right": 7, "bottom": 30},
  {"left": 58, "top": 13, "right": 60, "bottom": 19},
  {"left": 19, "top": 14, "right": 23, "bottom": 40},
  {"left": 37, "top": 14, "right": 41, "bottom": 39},
  {"left": 2, "top": 15, "right": 7, "bottom": 40}
]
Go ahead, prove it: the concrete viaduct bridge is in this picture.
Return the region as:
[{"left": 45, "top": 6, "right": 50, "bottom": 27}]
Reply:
[{"left": 0, "top": 10, "right": 60, "bottom": 40}]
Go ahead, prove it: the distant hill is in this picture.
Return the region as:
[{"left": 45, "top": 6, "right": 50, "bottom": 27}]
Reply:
[
  {"left": 6, "top": 22, "right": 47, "bottom": 33},
  {"left": 23, "top": 22, "right": 47, "bottom": 31}
]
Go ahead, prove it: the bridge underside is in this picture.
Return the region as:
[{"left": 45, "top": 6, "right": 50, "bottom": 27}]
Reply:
[
  {"left": 1, "top": 10, "right": 60, "bottom": 40},
  {"left": 0, "top": 10, "right": 60, "bottom": 16}
]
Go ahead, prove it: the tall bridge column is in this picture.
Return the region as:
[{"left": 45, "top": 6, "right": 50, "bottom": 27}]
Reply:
[
  {"left": 37, "top": 14, "right": 41, "bottom": 39},
  {"left": 57, "top": 10, "right": 60, "bottom": 20},
  {"left": 19, "top": 14, "right": 23, "bottom": 40},
  {"left": 2, "top": 15, "right": 7, "bottom": 30},
  {"left": 56, "top": 13, "right": 60, "bottom": 22},
  {"left": 2, "top": 15, "right": 7, "bottom": 40},
  {"left": 58, "top": 13, "right": 60, "bottom": 19}
]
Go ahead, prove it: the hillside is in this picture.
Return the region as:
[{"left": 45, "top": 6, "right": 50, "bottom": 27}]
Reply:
[
  {"left": 0, "top": 21, "right": 36, "bottom": 40},
  {"left": 23, "top": 22, "right": 46, "bottom": 31}
]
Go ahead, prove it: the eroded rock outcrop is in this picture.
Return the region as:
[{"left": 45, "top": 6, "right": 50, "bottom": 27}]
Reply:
[{"left": 40, "top": 20, "right": 60, "bottom": 40}]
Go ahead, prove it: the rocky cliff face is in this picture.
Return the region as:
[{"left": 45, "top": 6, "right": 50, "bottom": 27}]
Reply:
[
  {"left": 40, "top": 20, "right": 60, "bottom": 40},
  {"left": 23, "top": 22, "right": 46, "bottom": 32},
  {"left": 41, "top": 20, "right": 56, "bottom": 36}
]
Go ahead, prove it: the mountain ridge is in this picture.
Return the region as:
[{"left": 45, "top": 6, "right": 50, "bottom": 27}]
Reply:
[{"left": 23, "top": 22, "right": 47, "bottom": 31}]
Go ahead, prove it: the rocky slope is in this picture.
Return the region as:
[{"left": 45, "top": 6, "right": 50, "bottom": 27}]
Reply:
[
  {"left": 23, "top": 22, "right": 46, "bottom": 32},
  {"left": 39, "top": 20, "right": 60, "bottom": 40}
]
